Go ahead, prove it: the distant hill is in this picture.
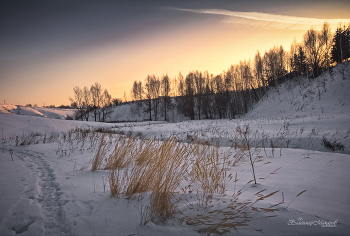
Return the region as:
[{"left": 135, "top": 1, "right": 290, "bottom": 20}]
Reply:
[{"left": 0, "top": 105, "right": 75, "bottom": 119}]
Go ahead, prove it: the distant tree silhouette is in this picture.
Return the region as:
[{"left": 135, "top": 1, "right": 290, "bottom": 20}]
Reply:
[
  {"left": 177, "top": 72, "right": 185, "bottom": 97},
  {"left": 90, "top": 82, "right": 102, "bottom": 121},
  {"left": 331, "top": 25, "right": 350, "bottom": 64},
  {"left": 320, "top": 22, "right": 332, "bottom": 69},
  {"left": 69, "top": 86, "right": 84, "bottom": 120},
  {"left": 303, "top": 28, "right": 328, "bottom": 77},
  {"left": 112, "top": 98, "right": 123, "bottom": 106},
  {"left": 82, "top": 86, "right": 91, "bottom": 121},
  {"left": 291, "top": 46, "right": 308, "bottom": 76},
  {"left": 161, "top": 74, "right": 171, "bottom": 121},
  {"left": 100, "top": 89, "right": 112, "bottom": 122},
  {"left": 178, "top": 72, "right": 195, "bottom": 120},
  {"left": 144, "top": 75, "right": 153, "bottom": 120}
]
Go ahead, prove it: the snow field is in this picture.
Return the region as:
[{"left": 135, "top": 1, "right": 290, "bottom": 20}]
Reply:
[{"left": 1, "top": 123, "right": 349, "bottom": 235}]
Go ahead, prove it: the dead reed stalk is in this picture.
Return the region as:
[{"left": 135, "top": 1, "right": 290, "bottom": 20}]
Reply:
[
  {"left": 191, "top": 143, "right": 231, "bottom": 200},
  {"left": 91, "top": 134, "right": 107, "bottom": 171}
]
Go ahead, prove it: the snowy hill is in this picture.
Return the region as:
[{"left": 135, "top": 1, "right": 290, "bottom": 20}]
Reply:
[
  {"left": 0, "top": 105, "right": 75, "bottom": 119},
  {"left": 245, "top": 62, "right": 350, "bottom": 120},
  {"left": 0, "top": 104, "right": 17, "bottom": 114}
]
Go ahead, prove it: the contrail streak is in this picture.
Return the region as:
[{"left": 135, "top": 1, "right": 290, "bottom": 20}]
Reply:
[{"left": 168, "top": 7, "right": 350, "bottom": 30}]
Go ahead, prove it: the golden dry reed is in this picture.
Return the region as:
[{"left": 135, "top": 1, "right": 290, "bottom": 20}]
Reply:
[
  {"left": 93, "top": 134, "right": 283, "bottom": 230},
  {"left": 91, "top": 134, "right": 107, "bottom": 171}
]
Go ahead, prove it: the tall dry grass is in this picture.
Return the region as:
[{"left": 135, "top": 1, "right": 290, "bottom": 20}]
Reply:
[
  {"left": 92, "top": 133, "right": 281, "bottom": 231},
  {"left": 91, "top": 134, "right": 107, "bottom": 171},
  {"left": 105, "top": 136, "right": 138, "bottom": 169},
  {"left": 190, "top": 143, "right": 231, "bottom": 201},
  {"left": 105, "top": 136, "right": 191, "bottom": 222}
]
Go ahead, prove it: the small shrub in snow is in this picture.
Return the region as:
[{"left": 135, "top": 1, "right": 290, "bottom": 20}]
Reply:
[
  {"left": 65, "top": 115, "right": 74, "bottom": 120},
  {"left": 236, "top": 125, "right": 260, "bottom": 184},
  {"left": 322, "top": 136, "right": 345, "bottom": 151}
]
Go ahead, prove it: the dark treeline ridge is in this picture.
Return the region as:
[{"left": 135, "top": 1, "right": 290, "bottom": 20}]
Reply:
[{"left": 70, "top": 23, "right": 350, "bottom": 122}]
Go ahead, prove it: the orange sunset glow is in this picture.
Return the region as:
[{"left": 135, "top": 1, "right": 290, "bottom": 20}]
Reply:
[{"left": 1, "top": 0, "right": 350, "bottom": 106}]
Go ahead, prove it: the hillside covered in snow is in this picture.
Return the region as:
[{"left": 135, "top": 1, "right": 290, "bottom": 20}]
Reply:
[
  {"left": 0, "top": 105, "right": 75, "bottom": 120},
  {"left": 246, "top": 62, "right": 350, "bottom": 120}
]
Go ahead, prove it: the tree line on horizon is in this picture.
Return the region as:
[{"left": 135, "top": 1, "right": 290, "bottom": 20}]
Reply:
[
  {"left": 69, "top": 82, "right": 122, "bottom": 122},
  {"left": 70, "top": 23, "right": 350, "bottom": 122}
]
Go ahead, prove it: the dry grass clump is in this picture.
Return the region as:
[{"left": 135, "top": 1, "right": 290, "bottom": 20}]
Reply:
[
  {"left": 180, "top": 182, "right": 281, "bottom": 234},
  {"left": 107, "top": 136, "right": 191, "bottom": 223},
  {"left": 92, "top": 133, "right": 282, "bottom": 231},
  {"left": 322, "top": 136, "right": 345, "bottom": 151},
  {"left": 105, "top": 136, "right": 138, "bottom": 169},
  {"left": 14, "top": 131, "right": 60, "bottom": 146},
  {"left": 190, "top": 143, "right": 231, "bottom": 200},
  {"left": 91, "top": 134, "right": 108, "bottom": 171}
]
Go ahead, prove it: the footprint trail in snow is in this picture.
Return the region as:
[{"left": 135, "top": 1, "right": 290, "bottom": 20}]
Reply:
[{"left": 14, "top": 149, "right": 71, "bottom": 235}]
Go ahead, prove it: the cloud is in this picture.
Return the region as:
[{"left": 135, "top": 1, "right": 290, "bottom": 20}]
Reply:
[{"left": 168, "top": 7, "right": 350, "bottom": 30}]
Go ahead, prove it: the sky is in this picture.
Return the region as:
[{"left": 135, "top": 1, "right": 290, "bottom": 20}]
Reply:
[{"left": 1, "top": 0, "right": 350, "bottom": 106}]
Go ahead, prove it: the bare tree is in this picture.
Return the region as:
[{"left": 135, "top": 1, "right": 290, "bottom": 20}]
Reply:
[
  {"left": 154, "top": 76, "right": 161, "bottom": 120},
  {"left": 123, "top": 91, "right": 129, "bottom": 103},
  {"left": 254, "top": 51, "right": 264, "bottom": 88},
  {"left": 143, "top": 75, "right": 161, "bottom": 120},
  {"left": 69, "top": 86, "right": 84, "bottom": 120},
  {"left": 131, "top": 80, "right": 143, "bottom": 102},
  {"left": 82, "top": 86, "right": 91, "bottom": 121},
  {"left": 177, "top": 72, "right": 185, "bottom": 97},
  {"left": 101, "top": 89, "right": 112, "bottom": 122},
  {"left": 320, "top": 22, "right": 332, "bottom": 70},
  {"left": 178, "top": 72, "right": 196, "bottom": 120},
  {"left": 303, "top": 28, "right": 327, "bottom": 77},
  {"left": 201, "top": 71, "right": 214, "bottom": 119},
  {"left": 194, "top": 70, "right": 205, "bottom": 120},
  {"left": 144, "top": 75, "right": 153, "bottom": 120},
  {"left": 161, "top": 74, "right": 171, "bottom": 121},
  {"left": 90, "top": 82, "right": 102, "bottom": 121},
  {"left": 213, "top": 74, "right": 227, "bottom": 119}
]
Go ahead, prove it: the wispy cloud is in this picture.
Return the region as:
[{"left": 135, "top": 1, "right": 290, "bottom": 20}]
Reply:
[{"left": 168, "top": 7, "right": 350, "bottom": 30}]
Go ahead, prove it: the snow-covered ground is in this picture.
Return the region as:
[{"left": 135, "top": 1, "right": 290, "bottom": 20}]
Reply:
[
  {"left": 0, "top": 63, "right": 349, "bottom": 236},
  {"left": 0, "top": 105, "right": 75, "bottom": 120}
]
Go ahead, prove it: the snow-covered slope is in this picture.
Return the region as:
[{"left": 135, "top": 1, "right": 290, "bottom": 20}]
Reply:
[
  {"left": 245, "top": 62, "right": 350, "bottom": 120},
  {"left": 0, "top": 105, "right": 75, "bottom": 119},
  {"left": 0, "top": 113, "right": 114, "bottom": 139},
  {"left": 14, "top": 106, "right": 75, "bottom": 119},
  {"left": 0, "top": 105, "right": 17, "bottom": 114}
]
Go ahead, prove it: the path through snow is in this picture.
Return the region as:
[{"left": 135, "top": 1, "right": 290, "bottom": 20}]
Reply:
[{"left": 0, "top": 148, "right": 71, "bottom": 235}]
